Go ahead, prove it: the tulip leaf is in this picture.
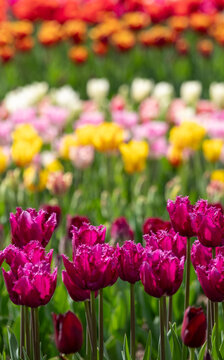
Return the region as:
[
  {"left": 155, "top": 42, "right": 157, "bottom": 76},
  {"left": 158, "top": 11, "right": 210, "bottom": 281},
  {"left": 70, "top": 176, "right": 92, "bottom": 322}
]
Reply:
[
  {"left": 143, "top": 330, "right": 152, "bottom": 360},
  {"left": 22, "top": 349, "right": 30, "bottom": 360},
  {"left": 121, "top": 334, "right": 131, "bottom": 360},
  {"left": 7, "top": 328, "right": 19, "bottom": 360},
  {"left": 198, "top": 342, "right": 207, "bottom": 360},
  {"left": 165, "top": 330, "right": 172, "bottom": 360},
  {"left": 169, "top": 323, "right": 182, "bottom": 360},
  {"left": 219, "top": 339, "right": 224, "bottom": 358}
]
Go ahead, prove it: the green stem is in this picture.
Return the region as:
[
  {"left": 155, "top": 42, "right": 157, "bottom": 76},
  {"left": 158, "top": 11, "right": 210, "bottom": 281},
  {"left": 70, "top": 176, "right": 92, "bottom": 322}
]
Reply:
[
  {"left": 184, "top": 238, "right": 191, "bottom": 310},
  {"left": 84, "top": 301, "right": 93, "bottom": 353},
  {"left": 162, "top": 297, "right": 167, "bottom": 331},
  {"left": 25, "top": 307, "right": 31, "bottom": 359},
  {"left": 160, "top": 297, "right": 165, "bottom": 360},
  {"left": 31, "top": 308, "right": 36, "bottom": 360},
  {"left": 20, "top": 306, "right": 25, "bottom": 359},
  {"left": 190, "top": 348, "right": 195, "bottom": 360},
  {"left": 207, "top": 299, "right": 212, "bottom": 353},
  {"left": 91, "top": 291, "right": 97, "bottom": 360},
  {"left": 168, "top": 296, "right": 172, "bottom": 328},
  {"left": 212, "top": 248, "right": 216, "bottom": 259},
  {"left": 215, "top": 302, "right": 221, "bottom": 359},
  {"left": 34, "top": 308, "right": 40, "bottom": 360},
  {"left": 130, "top": 283, "right": 135, "bottom": 360},
  {"left": 99, "top": 289, "right": 104, "bottom": 360}
]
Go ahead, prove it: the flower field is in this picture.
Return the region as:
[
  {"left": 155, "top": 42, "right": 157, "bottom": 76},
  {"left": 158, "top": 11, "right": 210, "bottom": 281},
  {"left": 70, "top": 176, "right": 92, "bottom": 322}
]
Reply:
[{"left": 1, "top": 1, "right": 224, "bottom": 360}]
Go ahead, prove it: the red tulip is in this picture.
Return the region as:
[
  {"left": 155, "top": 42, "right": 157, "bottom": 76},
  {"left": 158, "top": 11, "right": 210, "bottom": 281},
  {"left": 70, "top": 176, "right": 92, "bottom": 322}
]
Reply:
[
  {"left": 52, "top": 311, "right": 83, "bottom": 354},
  {"left": 181, "top": 306, "right": 206, "bottom": 348}
]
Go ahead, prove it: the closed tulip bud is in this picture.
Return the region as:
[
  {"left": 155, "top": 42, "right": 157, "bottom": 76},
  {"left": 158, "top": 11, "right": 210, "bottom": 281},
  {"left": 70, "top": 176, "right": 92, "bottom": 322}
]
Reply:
[
  {"left": 41, "top": 204, "right": 61, "bottom": 228},
  {"left": 52, "top": 311, "right": 83, "bottom": 354},
  {"left": 204, "top": 351, "right": 212, "bottom": 360},
  {"left": 181, "top": 306, "right": 206, "bottom": 348},
  {"left": 167, "top": 196, "right": 195, "bottom": 237},
  {"left": 111, "top": 217, "right": 134, "bottom": 244},
  {"left": 66, "top": 215, "right": 90, "bottom": 239},
  {"left": 142, "top": 217, "right": 171, "bottom": 235}
]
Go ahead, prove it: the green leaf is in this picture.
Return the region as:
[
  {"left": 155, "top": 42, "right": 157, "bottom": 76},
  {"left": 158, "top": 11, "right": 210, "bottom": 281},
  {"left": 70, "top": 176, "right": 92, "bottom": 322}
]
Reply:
[
  {"left": 165, "top": 329, "right": 172, "bottom": 360},
  {"left": 220, "top": 339, "right": 224, "bottom": 358},
  {"left": 169, "top": 323, "right": 182, "bottom": 360},
  {"left": 22, "top": 349, "right": 30, "bottom": 360},
  {"left": 121, "top": 334, "right": 131, "bottom": 360},
  {"left": 198, "top": 342, "right": 207, "bottom": 360},
  {"left": 143, "top": 330, "right": 152, "bottom": 360},
  {"left": 7, "top": 328, "right": 19, "bottom": 360}
]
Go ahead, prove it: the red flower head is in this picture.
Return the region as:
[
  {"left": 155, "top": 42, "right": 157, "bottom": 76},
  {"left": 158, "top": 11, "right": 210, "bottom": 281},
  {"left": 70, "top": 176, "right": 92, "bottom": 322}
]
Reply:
[
  {"left": 66, "top": 214, "right": 90, "bottom": 240},
  {"left": 140, "top": 249, "right": 184, "bottom": 298},
  {"left": 191, "top": 199, "right": 224, "bottom": 247},
  {"left": 144, "top": 228, "right": 187, "bottom": 259},
  {"left": 142, "top": 217, "right": 171, "bottom": 235},
  {"left": 10, "top": 207, "right": 56, "bottom": 248},
  {"left": 62, "top": 243, "right": 118, "bottom": 291},
  {"left": 52, "top": 311, "right": 83, "bottom": 354},
  {"left": 181, "top": 306, "right": 207, "bottom": 348},
  {"left": 2, "top": 241, "right": 57, "bottom": 307},
  {"left": 167, "top": 196, "right": 195, "bottom": 237},
  {"left": 111, "top": 217, "right": 134, "bottom": 244},
  {"left": 116, "top": 241, "right": 145, "bottom": 284}
]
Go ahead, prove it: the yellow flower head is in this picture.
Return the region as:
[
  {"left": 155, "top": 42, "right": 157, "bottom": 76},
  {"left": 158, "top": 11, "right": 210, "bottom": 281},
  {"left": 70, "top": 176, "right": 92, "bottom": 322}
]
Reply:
[
  {"left": 93, "top": 123, "right": 124, "bottom": 152},
  {"left": 167, "top": 146, "right": 183, "bottom": 167},
  {"left": 119, "top": 140, "right": 149, "bottom": 173},
  {"left": 211, "top": 169, "right": 224, "bottom": 183},
  {"left": 24, "top": 166, "right": 48, "bottom": 192},
  {"left": 0, "top": 147, "right": 8, "bottom": 173},
  {"left": 75, "top": 125, "right": 97, "bottom": 146},
  {"left": 45, "top": 159, "right": 64, "bottom": 173},
  {"left": 203, "top": 139, "right": 223, "bottom": 162},
  {"left": 11, "top": 124, "right": 42, "bottom": 167},
  {"left": 59, "top": 134, "right": 78, "bottom": 159},
  {"left": 169, "top": 121, "right": 206, "bottom": 150}
]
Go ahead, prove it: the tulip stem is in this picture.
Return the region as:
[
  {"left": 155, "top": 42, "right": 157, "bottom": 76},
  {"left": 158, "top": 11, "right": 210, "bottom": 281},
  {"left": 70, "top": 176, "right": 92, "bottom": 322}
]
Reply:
[
  {"left": 85, "top": 301, "right": 93, "bottom": 353},
  {"left": 168, "top": 296, "right": 172, "bottom": 328},
  {"left": 207, "top": 299, "right": 212, "bottom": 353},
  {"left": 20, "top": 306, "right": 25, "bottom": 359},
  {"left": 99, "top": 289, "right": 104, "bottom": 360},
  {"left": 35, "top": 308, "right": 40, "bottom": 360},
  {"left": 90, "top": 291, "right": 97, "bottom": 360},
  {"left": 31, "top": 308, "right": 40, "bottom": 360},
  {"left": 162, "top": 297, "right": 167, "bottom": 331},
  {"left": 160, "top": 297, "right": 165, "bottom": 360},
  {"left": 184, "top": 238, "right": 191, "bottom": 310},
  {"left": 25, "top": 307, "right": 31, "bottom": 359},
  {"left": 130, "top": 283, "right": 135, "bottom": 360},
  {"left": 190, "top": 348, "right": 195, "bottom": 360},
  {"left": 215, "top": 302, "right": 221, "bottom": 359}
]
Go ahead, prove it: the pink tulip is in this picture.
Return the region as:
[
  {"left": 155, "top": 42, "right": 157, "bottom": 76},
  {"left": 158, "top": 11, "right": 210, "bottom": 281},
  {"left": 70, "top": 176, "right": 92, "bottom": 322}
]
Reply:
[
  {"left": 167, "top": 196, "right": 196, "bottom": 237},
  {"left": 111, "top": 217, "right": 134, "bottom": 243},
  {"left": 71, "top": 223, "right": 106, "bottom": 250}
]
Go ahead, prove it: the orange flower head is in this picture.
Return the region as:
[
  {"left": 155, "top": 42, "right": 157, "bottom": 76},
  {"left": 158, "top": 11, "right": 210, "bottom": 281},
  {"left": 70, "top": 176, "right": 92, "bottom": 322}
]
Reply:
[
  {"left": 0, "top": 27, "right": 13, "bottom": 46},
  {"left": 123, "top": 12, "right": 150, "bottom": 31},
  {"left": 38, "top": 21, "right": 62, "bottom": 47},
  {"left": 111, "top": 30, "right": 135, "bottom": 51},
  {"left": 89, "top": 19, "right": 124, "bottom": 43},
  {"left": 64, "top": 20, "right": 87, "bottom": 44},
  {"left": 15, "top": 36, "right": 34, "bottom": 52},
  {"left": 68, "top": 46, "right": 88, "bottom": 64},
  {"left": 0, "top": 46, "right": 15, "bottom": 63},
  {"left": 175, "top": 38, "right": 189, "bottom": 55},
  {"left": 190, "top": 13, "right": 213, "bottom": 33},
  {"left": 168, "top": 16, "right": 189, "bottom": 32},
  {"left": 92, "top": 41, "right": 108, "bottom": 56},
  {"left": 12, "top": 21, "right": 33, "bottom": 39},
  {"left": 139, "top": 26, "right": 175, "bottom": 47},
  {"left": 197, "top": 39, "right": 213, "bottom": 57}
]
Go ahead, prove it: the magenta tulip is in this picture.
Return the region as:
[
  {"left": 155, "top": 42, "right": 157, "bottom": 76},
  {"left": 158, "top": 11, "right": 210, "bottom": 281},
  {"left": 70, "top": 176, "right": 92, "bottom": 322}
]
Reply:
[
  {"left": 41, "top": 204, "right": 61, "bottom": 228},
  {"left": 140, "top": 249, "right": 184, "bottom": 298},
  {"left": 116, "top": 241, "right": 145, "bottom": 283},
  {"left": 167, "top": 196, "right": 195, "bottom": 237},
  {"left": 2, "top": 241, "right": 57, "bottom": 307},
  {"left": 181, "top": 306, "right": 207, "bottom": 348},
  {"left": 62, "top": 243, "right": 118, "bottom": 291},
  {"left": 111, "top": 217, "right": 134, "bottom": 243},
  {"left": 143, "top": 217, "right": 171, "bottom": 235},
  {"left": 10, "top": 207, "right": 56, "bottom": 248},
  {"left": 71, "top": 223, "right": 106, "bottom": 250},
  {"left": 62, "top": 270, "right": 95, "bottom": 302},
  {"left": 144, "top": 229, "right": 187, "bottom": 259},
  {"left": 191, "top": 199, "right": 224, "bottom": 247},
  {"left": 52, "top": 311, "right": 83, "bottom": 354},
  {"left": 66, "top": 215, "right": 90, "bottom": 239}
]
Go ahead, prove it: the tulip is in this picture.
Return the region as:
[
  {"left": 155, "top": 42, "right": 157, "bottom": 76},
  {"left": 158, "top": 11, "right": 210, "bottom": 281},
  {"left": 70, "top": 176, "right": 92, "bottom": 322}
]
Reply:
[
  {"left": 41, "top": 204, "right": 61, "bottom": 228},
  {"left": 62, "top": 243, "right": 118, "bottom": 291},
  {"left": 140, "top": 249, "right": 184, "bottom": 298},
  {"left": 71, "top": 223, "right": 106, "bottom": 250},
  {"left": 2, "top": 241, "right": 57, "bottom": 307},
  {"left": 62, "top": 270, "right": 94, "bottom": 302},
  {"left": 167, "top": 196, "right": 195, "bottom": 237},
  {"left": 191, "top": 199, "right": 224, "bottom": 247},
  {"left": 142, "top": 217, "right": 171, "bottom": 235},
  {"left": 111, "top": 217, "right": 134, "bottom": 244},
  {"left": 181, "top": 306, "right": 206, "bottom": 348},
  {"left": 10, "top": 207, "right": 56, "bottom": 248},
  {"left": 66, "top": 215, "right": 90, "bottom": 239},
  {"left": 52, "top": 311, "right": 83, "bottom": 355}
]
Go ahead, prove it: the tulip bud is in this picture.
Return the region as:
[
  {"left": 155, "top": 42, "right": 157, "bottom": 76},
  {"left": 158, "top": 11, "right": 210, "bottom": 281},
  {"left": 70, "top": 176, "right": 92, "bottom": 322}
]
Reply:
[
  {"left": 111, "top": 217, "right": 134, "bottom": 245},
  {"left": 204, "top": 351, "right": 212, "bottom": 360},
  {"left": 52, "top": 311, "right": 83, "bottom": 354},
  {"left": 181, "top": 306, "right": 206, "bottom": 348}
]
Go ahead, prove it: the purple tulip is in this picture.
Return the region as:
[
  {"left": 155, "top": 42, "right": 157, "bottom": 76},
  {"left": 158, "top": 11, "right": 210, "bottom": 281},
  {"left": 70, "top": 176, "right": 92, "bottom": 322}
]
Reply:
[
  {"left": 181, "top": 306, "right": 207, "bottom": 348},
  {"left": 52, "top": 311, "right": 83, "bottom": 354},
  {"left": 111, "top": 217, "right": 134, "bottom": 244},
  {"left": 41, "top": 204, "right": 61, "bottom": 228},
  {"left": 62, "top": 270, "right": 95, "bottom": 302},
  {"left": 62, "top": 243, "right": 118, "bottom": 291},
  {"left": 140, "top": 249, "right": 184, "bottom": 298},
  {"left": 71, "top": 223, "right": 106, "bottom": 251},
  {"left": 10, "top": 207, "right": 56, "bottom": 248},
  {"left": 2, "top": 241, "right": 57, "bottom": 307},
  {"left": 167, "top": 196, "right": 195, "bottom": 237},
  {"left": 191, "top": 199, "right": 224, "bottom": 247},
  {"left": 142, "top": 217, "right": 171, "bottom": 235},
  {"left": 116, "top": 241, "right": 145, "bottom": 284},
  {"left": 66, "top": 215, "right": 90, "bottom": 239},
  {"left": 144, "top": 229, "right": 187, "bottom": 259}
]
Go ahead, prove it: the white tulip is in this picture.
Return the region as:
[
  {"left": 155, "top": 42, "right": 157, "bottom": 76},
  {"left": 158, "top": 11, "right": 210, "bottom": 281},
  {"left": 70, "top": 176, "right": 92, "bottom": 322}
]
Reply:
[
  {"left": 51, "top": 86, "right": 82, "bottom": 114},
  {"left": 209, "top": 82, "right": 224, "bottom": 108},
  {"left": 131, "top": 78, "right": 154, "bottom": 102},
  {"left": 87, "top": 78, "right": 109, "bottom": 101},
  {"left": 153, "top": 82, "right": 174, "bottom": 109},
  {"left": 180, "top": 81, "right": 202, "bottom": 106}
]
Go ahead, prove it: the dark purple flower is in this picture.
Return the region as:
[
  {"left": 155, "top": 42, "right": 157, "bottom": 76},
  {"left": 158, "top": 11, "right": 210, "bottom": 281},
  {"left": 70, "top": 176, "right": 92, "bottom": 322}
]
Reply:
[
  {"left": 41, "top": 204, "right": 61, "bottom": 228},
  {"left": 142, "top": 217, "right": 171, "bottom": 235},
  {"left": 167, "top": 196, "right": 195, "bottom": 237},
  {"left": 181, "top": 306, "right": 207, "bottom": 348},
  {"left": 66, "top": 215, "right": 90, "bottom": 239},
  {"left": 116, "top": 241, "right": 145, "bottom": 283},
  {"left": 10, "top": 207, "right": 56, "bottom": 248},
  {"left": 111, "top": 217, "right": 134, "bottom": 244}
]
